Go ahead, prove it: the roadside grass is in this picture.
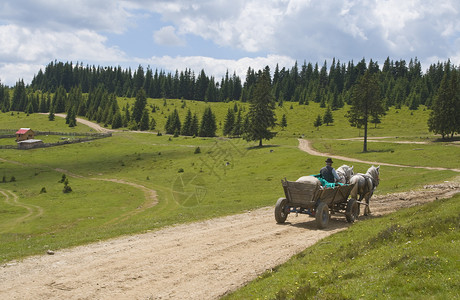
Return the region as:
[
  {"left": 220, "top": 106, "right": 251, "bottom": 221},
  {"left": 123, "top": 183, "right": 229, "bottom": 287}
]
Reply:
[
  {"left": 1, "top": 131, "right": 456, "bottom": 263},
  {"left": 223, "top": 194, "right": 460, "bottom": 300}
]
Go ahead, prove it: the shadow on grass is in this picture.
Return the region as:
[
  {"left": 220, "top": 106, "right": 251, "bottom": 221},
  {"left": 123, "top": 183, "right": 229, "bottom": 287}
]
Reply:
[
  {"left": 433, "top": 136, "right": 460, "bottom": 143},
  {"left": 247, "top": 144, "right": 281, "bottom": 150}
]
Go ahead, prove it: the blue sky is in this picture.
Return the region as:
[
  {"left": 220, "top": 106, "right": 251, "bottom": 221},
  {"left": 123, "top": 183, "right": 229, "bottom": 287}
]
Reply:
[{"left": 0, "top": 0, "right": 459, "bottom": 86}]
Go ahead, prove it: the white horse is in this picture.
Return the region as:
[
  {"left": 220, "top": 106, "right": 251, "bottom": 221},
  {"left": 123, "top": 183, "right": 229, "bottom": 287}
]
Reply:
[
  {"left": 336, "top": 165, "right": 354, "bottom": 184},
  {"left": 295, "top": 164, "right": 354, "bottom": 187},
  {"left": 349, "top": 166, "right": 380, "bottom": 216}
]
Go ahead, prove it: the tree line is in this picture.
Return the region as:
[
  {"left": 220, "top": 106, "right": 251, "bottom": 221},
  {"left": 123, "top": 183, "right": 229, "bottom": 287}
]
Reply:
[
  {"left": 20, "top": 57, "right": 454, "bottom": 110},
  {"left": 1, "top": 57, "right": 459, "bottom": 142}
]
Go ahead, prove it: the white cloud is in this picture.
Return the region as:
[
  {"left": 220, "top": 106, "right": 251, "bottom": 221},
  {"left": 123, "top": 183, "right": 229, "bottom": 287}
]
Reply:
[
  {"left": 140, "top": 54, "right": 295, "bottom": 80},
  {"left": 153, "top": 26, "right": 185, "bottom": 46},
  {"left": 0, "top": 24, "right": 127, "bottom": 85},
  {"left": 0, "top": 0, "right": 133, "bottom": 33},
  {"left": 0, "top": 63, "right": 45, "bottom": 86}
]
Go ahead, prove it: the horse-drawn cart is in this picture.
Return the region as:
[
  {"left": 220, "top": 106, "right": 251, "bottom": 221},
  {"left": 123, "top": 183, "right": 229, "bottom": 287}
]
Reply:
[{"left": 275, "top": 178, "right": 359, "bottom": 229}]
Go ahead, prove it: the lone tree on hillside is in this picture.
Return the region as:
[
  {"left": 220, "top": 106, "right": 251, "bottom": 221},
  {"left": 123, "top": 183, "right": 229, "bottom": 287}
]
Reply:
[
  {"left": 346, "top": 70, "right": 385, "bottom": 152},
  {"left": 314, "top": 114, "right": 322, "bottom": 130},
  {"left": 428, "top": 71, "right": 459, "bottom": 139},
  {"left": 243, "top": 67, "right": 276, "bottom": 147},
  {"left": 323, "top": 106, "right": 334, "bottom": 125},
  {"left": 280, "top": 114, "right": 287, "bottom": 130}
]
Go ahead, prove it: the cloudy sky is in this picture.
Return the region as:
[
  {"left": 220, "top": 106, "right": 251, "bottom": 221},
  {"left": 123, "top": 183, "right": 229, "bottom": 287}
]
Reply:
[{"left": 1, "top": 0, "right": 459, "bottom": 86}]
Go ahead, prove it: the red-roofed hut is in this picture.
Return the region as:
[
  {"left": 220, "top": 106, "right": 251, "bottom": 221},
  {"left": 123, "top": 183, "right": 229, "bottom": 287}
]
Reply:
[{"left": 15, "top": 128, "right": 35, "bottom": 142}]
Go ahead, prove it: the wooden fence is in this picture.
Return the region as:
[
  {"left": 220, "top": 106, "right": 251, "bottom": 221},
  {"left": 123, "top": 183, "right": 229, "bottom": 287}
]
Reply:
[{"left": 0, "top": 130, "right": 112, "bottom": 150}]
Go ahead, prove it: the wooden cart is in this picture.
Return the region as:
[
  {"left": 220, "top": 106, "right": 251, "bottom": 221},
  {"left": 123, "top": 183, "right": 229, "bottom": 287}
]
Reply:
[{"left": 275, "top": 178, "right": 359, "bottom": 229}]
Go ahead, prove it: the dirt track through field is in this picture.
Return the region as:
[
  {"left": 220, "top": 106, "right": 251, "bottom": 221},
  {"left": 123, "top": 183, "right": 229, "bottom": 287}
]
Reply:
[
  {"left": 1, "top": 129, "right": 460, "bottom": 299},
  {"left": 298, "top": 139, "right": 460, "bottom": 172}
]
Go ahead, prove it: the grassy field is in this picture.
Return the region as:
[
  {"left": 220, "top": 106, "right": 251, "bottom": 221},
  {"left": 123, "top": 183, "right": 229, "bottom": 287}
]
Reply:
[
  {"left": 223, "top": 194, "right": 460, "bottom": 299},
  {"left": 0, "top": 101, "right": 458, "bottom": 266}
]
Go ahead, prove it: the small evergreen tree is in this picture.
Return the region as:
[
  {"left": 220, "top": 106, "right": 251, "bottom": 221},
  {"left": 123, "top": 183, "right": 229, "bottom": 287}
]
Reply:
[
  {"left": 48, "top": 108, "right": 55, "bottom": 121},
  {"left": 232, "top": 110, "right": 243, "bottom": 136},
  {"left": 181, "top": 109, "right": 193, "bottom": 136},
  {"left": 199, "top": 106, "right": 217, "bottom": 137},
  {"left": 428, "top": 72, "right": 459, "bottom": 139},
  {"left": 132, "top": 88, "right": 147, "bottom": 123},
  {"left": 165, "top": 109, "right": 181, "bottom": 134},
  {"left": 314, "top": 114, "right": 322, "bottom": 130},
  {"left": 243, "top": 67, "right": 277, "bottom": 147},
  {"left": 149, "top": 116, "right": 156, "bottom": 130},
  {"left": 323, "top": 106, "right": 334, "bottom": 125},
  {"left": 112, "top": 111, "right": 123, "bottom": 129},
  {"left": 280, "top": 114, "right": 287, "bottom": 129},
  {"left": 190, "top": 113, "right": 199, "bottom": 136},
  {"left": 139, "top": 109, "right": 150, "bottom": 131},
  {"left": 223, "top": 108, "right": 235, "bottom": 136}
]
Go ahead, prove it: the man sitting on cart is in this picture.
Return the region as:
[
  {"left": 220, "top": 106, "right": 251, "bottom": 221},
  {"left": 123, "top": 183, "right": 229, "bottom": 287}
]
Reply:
[{"left": 319, "top": 158, "right": 340, "bottom": 185}]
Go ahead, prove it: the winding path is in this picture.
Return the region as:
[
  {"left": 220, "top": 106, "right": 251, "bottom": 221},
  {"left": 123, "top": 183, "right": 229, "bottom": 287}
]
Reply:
[{"left": 298, "top": 139, "right": 460, "bottom": 173}]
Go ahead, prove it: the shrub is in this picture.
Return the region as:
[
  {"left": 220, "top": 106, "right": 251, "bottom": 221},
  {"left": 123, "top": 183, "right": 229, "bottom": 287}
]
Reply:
[
  {"left": 40, "top": 187, "right": 47, "bottom": 194},
  {"left": 10, "top": 176, "right": 16, "bottom": 182},
  {"left": 178, "top": 168, "right": 184, "bottom": 173},
  {"left": 63, "top": 185, "right": 72, "bottom": 193},
  {"left": 194, "top": 147, "right": 201, "bottom": 154},
  {"left": 58, "top": 174, "right": 66, "bottom": 183}
]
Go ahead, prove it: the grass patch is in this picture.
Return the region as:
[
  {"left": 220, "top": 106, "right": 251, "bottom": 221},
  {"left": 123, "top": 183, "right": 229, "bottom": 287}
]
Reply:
[
  {"left": 0, "top": 101, "right": 457, "bottom": 264},
  {"left": 223, "top": 194, "right": 460, "bottom": 300}
]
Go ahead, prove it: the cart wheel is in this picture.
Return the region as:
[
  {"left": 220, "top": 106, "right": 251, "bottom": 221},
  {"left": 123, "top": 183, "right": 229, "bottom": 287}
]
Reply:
[
  {"left": 345, "top": 199, "right": 359, "bottom": 223},
  {"left": 315, "top": 202, "right": 329, "bottom": 229},
  {"left": 275, "top": 198, "right": 289, "bottom": 223}
]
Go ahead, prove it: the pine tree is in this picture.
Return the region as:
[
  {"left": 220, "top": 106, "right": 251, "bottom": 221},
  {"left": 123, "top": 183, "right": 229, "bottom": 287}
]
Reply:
[
  {"left": 233, "top": 110, "right": 243, "bottom": 136},
  {"left": 181, "top": 109, "right": 193, "bottom": 136},
  {"left": 48, "top": 107, "right": 55, "bottom": 121},
  {"left": 139, "top": 109, "right": 150, "bottom": 131},
  {"left": 149, "top": 116, "right": 156, "bottom": 130},
  {"left": 314, "top": 114, "right": 322, "bottom": 130},
  {"left": 223, "top": 108, "right": 235, "bottom": 136},
  {"left": 323, "top": 106, "right": 334, "bottom": 125},
  {"left": 190, "top": 113, "right": 199, "bottom": 136},
  {"left": 428, "top": 72, "right": 458, "bottom": 139},
  {"left": 112, "top": 111, "right": 123, "bottom": 129},
  {"left": 53, "top": 86, "right": 67, "bottom": 113},
  {"left": 132, "top": 88, "right": 147, "bottom": 123},
  {"left": 280, "top": 114, "right": 287, "bottom": 129},
  {"left": 199, "top": 107, "right": 217, "bottom": 137},
  {"left": 165, "top": 109, "right": 181, "bottom": 134},
  {"left": 346, "top": 70, "right": 385, "bottom": 151},
  {"left": 243, "top": 67, "right": 276, "bottom": 147}
]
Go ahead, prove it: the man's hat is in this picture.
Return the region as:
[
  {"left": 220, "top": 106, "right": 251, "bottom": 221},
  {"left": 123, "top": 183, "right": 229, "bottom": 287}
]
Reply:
[{"left": 325, "top": 158, "right": 333, "bottom": 163}]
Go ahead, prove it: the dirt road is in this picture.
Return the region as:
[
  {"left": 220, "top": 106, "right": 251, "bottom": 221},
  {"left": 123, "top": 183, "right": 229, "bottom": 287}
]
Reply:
[
  {"left": 1, "top": 137, "right": 459, "bottom": 299},
  {"left": 1, "top": 186, "right": 459, "bottom": 300}
]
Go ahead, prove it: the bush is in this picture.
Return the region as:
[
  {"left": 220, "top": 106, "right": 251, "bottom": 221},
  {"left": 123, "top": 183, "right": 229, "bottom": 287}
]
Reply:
[
  {"left": 194, "top": 147, "right": 201, "bottom": 154},
  {"left": 178, "top": 168, "right": 184, "bottom": 173},
  {"left": 58, "top": 174, "right": 66, "bottom": 183},
  {"left": 63, "top": 185, "right": 72, "bottom": 193},
  {"left": 10, "top": 176, "right": 16, "bottom": 182},
  {"left": 40, "top": 187, "right": 47, "bottom": 194}
]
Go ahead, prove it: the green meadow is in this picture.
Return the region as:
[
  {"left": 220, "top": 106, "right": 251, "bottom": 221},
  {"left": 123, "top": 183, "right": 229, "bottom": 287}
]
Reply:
[
  {"left": 224, "top": 194, "right": 460, "bottom": 299},
  {"left": 0, "top": 98, "right": 458, "bottom": 298}
]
